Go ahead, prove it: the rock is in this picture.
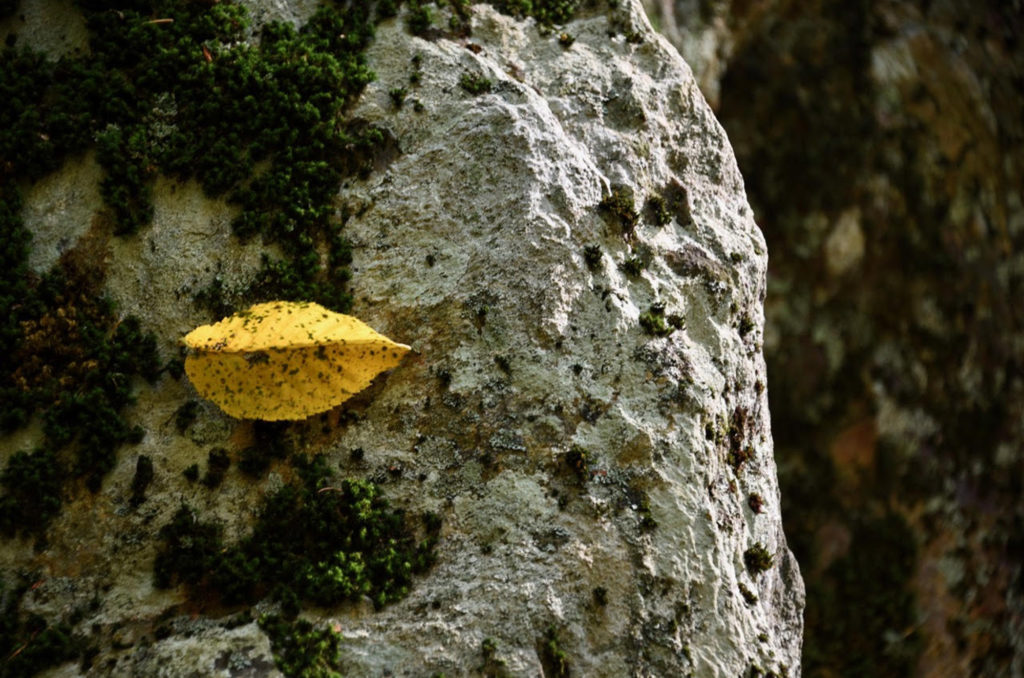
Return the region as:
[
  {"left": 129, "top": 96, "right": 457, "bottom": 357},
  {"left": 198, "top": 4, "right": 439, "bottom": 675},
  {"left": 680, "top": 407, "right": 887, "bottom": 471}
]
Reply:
[
  {"left": 116, "top": 621, "right": 280, "bottom": 678},
  {"left": 1, "top": 1, "right": 802, "bottom": 676},
  {"left": 0, "top": 0, "right": 89, "bottom": 59}
]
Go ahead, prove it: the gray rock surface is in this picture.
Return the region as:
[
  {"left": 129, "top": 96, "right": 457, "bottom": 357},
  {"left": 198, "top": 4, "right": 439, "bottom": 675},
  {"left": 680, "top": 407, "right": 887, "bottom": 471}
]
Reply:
[{"left": 2, "top": 1, "right": 803, "bottom": 675}]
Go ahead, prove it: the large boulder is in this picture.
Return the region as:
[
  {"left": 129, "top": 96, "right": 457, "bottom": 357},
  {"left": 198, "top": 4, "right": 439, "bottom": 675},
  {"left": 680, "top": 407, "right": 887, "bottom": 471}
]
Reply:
[{"left": 1, "top": 1, "right": 802, "bottom": 675}]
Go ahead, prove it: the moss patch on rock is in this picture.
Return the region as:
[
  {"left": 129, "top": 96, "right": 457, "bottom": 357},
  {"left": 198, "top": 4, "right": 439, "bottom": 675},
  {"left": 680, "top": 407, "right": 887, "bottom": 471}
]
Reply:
[
  {"left": 0, "top": 0, "right": 407, "bottom": 537},
  {"left": 490, "top": 0, "right": 582, "bottom": 26},
  {"left": 259, "top": 615, "right": 345, "bottom": 678},
  {"left": 0, "top": 231, "right": 160, "bottom": 532},
  {"left": 154, "top": 454, "right": 440, "bottom": 613},
  {"left": 0, "top": 575, "right": 82, "bottom": 678},
  {"left": 1, "top": 0, "right": 391, "bottom": 312}
]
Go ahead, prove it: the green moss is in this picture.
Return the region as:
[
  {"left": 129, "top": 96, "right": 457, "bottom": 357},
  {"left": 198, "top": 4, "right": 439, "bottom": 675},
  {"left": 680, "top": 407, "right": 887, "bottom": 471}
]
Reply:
[
  {"left": 0, "top": 192, "right": 30, "bottom": 342},
  {"left": 582, "top": 245, "right": 602, "bottom": 271},
  {"left": 238, "top": 421, "right": 292, "bottom": 477},
  {"left": 479, "top": 636, "right": 508, "bottom": 675},
  {"left": 599, "top": 187, "right": 639, "bottom": 236},
  {"left": 406, "top": 0, "right": 435, "bottom": 35},
  {"left": 637, "top": 499, "right": 657, "bottom": 531},
  {"left": 0, "top": 449, "right": 62, "bottom": 538},
  {"left": 0, "top": 252, "right": 160, "bottom": 518},
  {"left": 459, "top": 72, "right": 493, "bottom": 95},
  {"left": 173, "top": 400, "right": 199, "bottom": 434},
  {"left": 95, "top": 125, "right": 155, "bottom": 235},
  {"left": 260, "top": 615, "right": 344, "bottom": 678},
  {"left": 377, "top": 0, "right": 400, "bottom": 20},
  {"left": 539, "top": 626, "right": 570, "bottom": 678},
  {"left": 201, "top": 447, "right": 231, "bottom": 488},
  {"left": 743, "top": 543, "right": 774, "bottom": 575},
  {"left": 620, "top": 255, "right": 645, "bottom": 277},
  {"left": 647, "top": 194, "right": 672, "bottom": 226},
  {"left": 0, "top": 49, "right": 70, "bottom": 182},
  {"left": 389, "top": 86, "right": 408, "bottom": 109},
  {"left": 3, "top": 1, "right": 390, "bottom": 312},
  {"left": 639, "top": 303, "right": 682, "bottom": 337},
  {"left": 153, "top": 504, "right": 225, "bottom": 589},
  {"left": 154, "top": 454, "right": 440, "bottom": 611},
  {"left": 490, "top": 0, "right": 581, "bottom": 26},
  {"left": 1, "top": 0, "right": 442, "bottom": 658},
  {"left": 565, "top": 445, "right": 589, "bottom": 482},
  {"left": 129, "top": 454, "right": 154, "bottom": 507},
  {"left": 1, "top": 31, "right": 174, "bottom": 521},
  {"left": 0, "top": 577, "right": 80, "bottom": 678}
]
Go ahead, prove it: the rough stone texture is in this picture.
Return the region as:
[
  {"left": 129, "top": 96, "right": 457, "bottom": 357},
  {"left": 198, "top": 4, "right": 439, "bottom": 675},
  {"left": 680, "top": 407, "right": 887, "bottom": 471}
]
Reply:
[
  {"left": 642, "top": 0, "right": 1024, "bottom": 676},
  {"left": 0, "top": 0, "right": 88, "bottom": 59},
  {"left": 2, "top": 1, "right": 803, "bottom": 676},
  {"left": 22, "top": 153, "right": 103, "bottom": 274}
]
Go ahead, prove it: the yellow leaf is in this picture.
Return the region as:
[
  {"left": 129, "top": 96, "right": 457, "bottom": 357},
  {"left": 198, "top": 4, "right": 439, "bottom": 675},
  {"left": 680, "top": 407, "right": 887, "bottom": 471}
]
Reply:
[{"left": 183, "top": 301, "right": 411, "bottom": 421}]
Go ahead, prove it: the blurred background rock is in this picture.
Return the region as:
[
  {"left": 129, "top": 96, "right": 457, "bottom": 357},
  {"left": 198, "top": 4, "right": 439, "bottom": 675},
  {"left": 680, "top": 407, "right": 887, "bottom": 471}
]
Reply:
[{"left": 639, "top": 0, "right": 1023, "bottom": 676}]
